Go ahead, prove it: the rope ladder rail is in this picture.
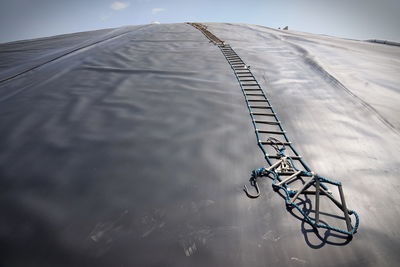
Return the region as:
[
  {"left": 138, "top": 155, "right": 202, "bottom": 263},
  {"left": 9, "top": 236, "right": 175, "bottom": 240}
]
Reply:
[{"left": 188, "top": 22, "right": 359, "bottom": 236}]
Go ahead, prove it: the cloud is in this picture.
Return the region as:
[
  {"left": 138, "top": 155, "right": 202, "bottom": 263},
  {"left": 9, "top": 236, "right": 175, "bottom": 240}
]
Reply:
[
  {"left": 111, "top": 1, "right": 130, "bottom": 11},
  {"left": 151, "top": 8, "right": 165, "bottom": 15}
]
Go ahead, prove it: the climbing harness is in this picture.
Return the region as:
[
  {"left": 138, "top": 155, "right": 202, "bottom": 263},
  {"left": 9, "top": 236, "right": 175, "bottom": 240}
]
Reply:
[{"left": 188, "top": 22, "right": 359, "bottom": 236}]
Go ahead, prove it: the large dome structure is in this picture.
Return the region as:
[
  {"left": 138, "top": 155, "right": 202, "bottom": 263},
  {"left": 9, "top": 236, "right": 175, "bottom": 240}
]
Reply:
[{"left": 0, "top": 22, "right": 399, "bottom": 266}]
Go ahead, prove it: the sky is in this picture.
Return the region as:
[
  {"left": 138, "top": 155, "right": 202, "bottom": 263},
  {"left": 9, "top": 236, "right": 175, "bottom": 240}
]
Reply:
[{"left": 0, "top": 0, "right": 399, "bottom": 43}]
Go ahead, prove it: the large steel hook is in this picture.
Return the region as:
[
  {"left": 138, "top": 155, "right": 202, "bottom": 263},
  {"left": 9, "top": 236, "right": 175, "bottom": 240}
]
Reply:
[{"left": 244, "top": 177, "right": 260, "bottom": 198}]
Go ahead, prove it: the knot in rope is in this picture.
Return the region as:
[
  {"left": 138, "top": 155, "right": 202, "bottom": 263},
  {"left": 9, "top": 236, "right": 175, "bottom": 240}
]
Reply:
[{"left": 252, "top": 167, "right": 266, "bottom": 178}]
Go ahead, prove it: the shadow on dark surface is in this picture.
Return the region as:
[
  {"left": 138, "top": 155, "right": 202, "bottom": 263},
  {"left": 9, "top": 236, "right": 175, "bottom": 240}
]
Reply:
[
  {"left": 245, "top": 171, "right": 354, "bottom": 248},
  {"left": 301, "top": 220, "right": 353, "bottom": 249},
  {"left": 274, "top": 190, "right": 353, "bottom": 248}
]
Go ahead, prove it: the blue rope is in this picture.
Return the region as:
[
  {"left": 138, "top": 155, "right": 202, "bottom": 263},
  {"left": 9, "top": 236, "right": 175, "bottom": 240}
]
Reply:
[{"left": 251, "top": 163, "right": 359, "bottom": 235}]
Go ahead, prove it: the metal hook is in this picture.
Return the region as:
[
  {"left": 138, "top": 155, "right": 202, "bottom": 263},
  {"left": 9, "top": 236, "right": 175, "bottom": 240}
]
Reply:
[{"left": 244, "top": 178, "right": 260, "bottom": 198}]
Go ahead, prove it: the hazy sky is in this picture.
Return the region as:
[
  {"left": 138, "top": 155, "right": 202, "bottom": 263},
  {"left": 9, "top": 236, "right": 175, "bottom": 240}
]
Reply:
[{"left": 0, "top": 0, "right": 399, "bottom": 43}]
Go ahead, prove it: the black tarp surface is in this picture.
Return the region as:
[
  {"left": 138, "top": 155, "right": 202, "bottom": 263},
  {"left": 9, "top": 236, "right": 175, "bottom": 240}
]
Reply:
[{"left": 0, "top": 23, "right": 399, "bottom": 266}]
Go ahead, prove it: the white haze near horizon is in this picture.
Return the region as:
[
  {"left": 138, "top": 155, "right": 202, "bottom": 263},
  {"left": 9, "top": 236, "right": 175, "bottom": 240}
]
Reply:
[{"left": 0, "top": 0, "right": 399, "bottom": 43}]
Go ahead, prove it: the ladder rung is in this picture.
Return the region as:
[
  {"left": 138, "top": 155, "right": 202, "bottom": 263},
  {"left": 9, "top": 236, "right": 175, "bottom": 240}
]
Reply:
[
  {"left": 240, "top": 79, "right": 256, "bottom": 81},
  {"left": 247, "top": 97, "right": 267, "bottom": 101},
  {"left": 254, "top": 120, "right": 280, "bottom": 125},
  {"left": 261, "top": 141, "right": 291, "bottom": 145},
  {"left": 275, "top": 170, "right": 302, "bottom": 186},
  {"left": 248, "top": 99, "right": 268, "bottom": 102},
  {"left": 277, "top": 172, "right": 299, "bottom": 176},
  {"left": 241, "top": 84, "right": 259, "bottom": 86},
  {"left": 258, "top": 130, "right": 285, "bottom": 134},
  {"left": 267, "top": 154, "right": 302, "bottom": 159},
  {"left": 251, "top": 112, "right": 276, "bottom": 116},
  {"left": 250, "top": 106, "right": 273, "bottom": 109},
  {"left": 236, "top": 71, "right": 251, "bottom": 74}
]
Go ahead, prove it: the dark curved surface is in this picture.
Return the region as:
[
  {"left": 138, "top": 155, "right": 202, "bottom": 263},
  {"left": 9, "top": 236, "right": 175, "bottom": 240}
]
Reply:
[{"left": 0, "top": 23, "right": 399, "bottom": 266}]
